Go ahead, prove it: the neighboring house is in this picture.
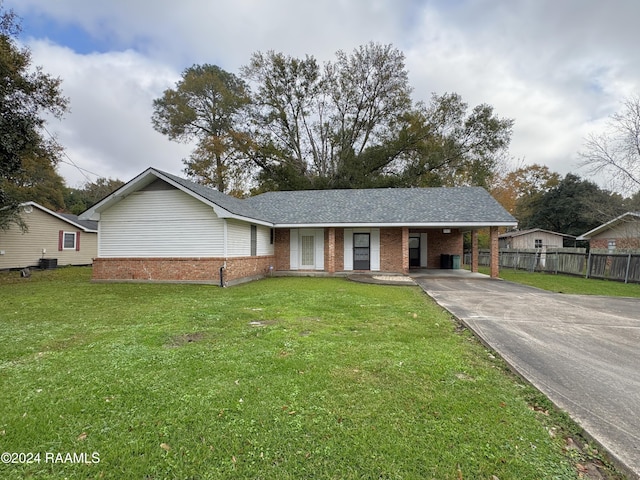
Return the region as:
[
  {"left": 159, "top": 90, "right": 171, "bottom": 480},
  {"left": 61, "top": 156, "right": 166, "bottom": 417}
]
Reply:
[
  {"left": 499, "top": 228, "right": 576, "bottom": 250},
  {"left": 0, "top": 201, "right": 98, "bottom": 270},
  {"left": 578, "top": 212, "right": 640, "bottom": 252},
  {"left": 79, "top": 168, "right": 517, "bottom": 284}
]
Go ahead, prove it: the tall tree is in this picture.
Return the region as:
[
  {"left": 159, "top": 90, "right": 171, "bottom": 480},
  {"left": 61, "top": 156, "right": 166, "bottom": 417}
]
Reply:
[
  {"left": 400, "top": 93, "right": 514, "bottom": 188},
  {"left": 579, "top": 94, "right": 640, "bottom": 195},
  {"left": 1, "top": 151, "right": 66, "bottom": 211},
  {"left": 0, "top": 4, "right": 68, "bottom": 230},
  {"left": 518, "top": 173, "right": 625, "bottom": 236},
  {"left": 151, "top": 64, "right": 250, "bottom": 194},
  {"left": 492, "top": 163, "right": 561, "bottom": 216},
  {"left": 241, "top": 43, "right": 416, "bottom": 190},
  {"left": 64, "top": 177, "right": 125, "bottom": 214}
]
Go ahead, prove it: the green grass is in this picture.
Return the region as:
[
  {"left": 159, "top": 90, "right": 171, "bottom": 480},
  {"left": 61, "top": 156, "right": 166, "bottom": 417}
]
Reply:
[
  {"left": 0, "top": 267, "right": 625, "bottom": 479},
  {"left": 484, "top": 267, "right": 640, "bottom": 297}
]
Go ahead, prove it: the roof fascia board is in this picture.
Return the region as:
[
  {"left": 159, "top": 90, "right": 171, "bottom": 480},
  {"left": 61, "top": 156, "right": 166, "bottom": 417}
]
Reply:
[
  {"left": 274, "top": 221, "right": 518, "bottom": 229},
  {"left": 211, "top": 204, "right": 273, "bottom": 227},
  {"left": 80, "top": 168, "right": 273, "bottom": 226},
  {"left": 22, "top": 201, "right": 97, "bottom": 232}
]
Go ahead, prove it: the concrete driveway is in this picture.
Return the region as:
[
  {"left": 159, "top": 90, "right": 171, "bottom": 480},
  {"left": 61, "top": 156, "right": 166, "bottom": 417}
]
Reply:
[{"left": 415, "top": 277, "right": 640, "bottom": 479}]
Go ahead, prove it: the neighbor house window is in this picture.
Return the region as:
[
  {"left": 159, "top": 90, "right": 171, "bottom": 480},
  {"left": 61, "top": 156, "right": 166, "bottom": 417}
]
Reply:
[
  {"left": 608, "top": 240, "right": 616, "bottom": 252},
  {"left": 534, "top": 239, "right": 543, "bottom": 249}
]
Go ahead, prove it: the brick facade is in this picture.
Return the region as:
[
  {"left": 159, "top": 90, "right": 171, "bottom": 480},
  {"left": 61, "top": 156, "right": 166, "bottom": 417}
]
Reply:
[
  {"left": 418, "top": 228, "right": 463, "bottom": 268},
  {"left": 590, "top": 238, "right": 640, "bottom": 250},
  {"left": 99, "top": 227, "right": 474, "bottom": 284},
  {"left": 92, "top": 256, "right": 275, "bottom": 285},
  {"left": 380, "top": 228, "right": 404, "bottom": 272}
]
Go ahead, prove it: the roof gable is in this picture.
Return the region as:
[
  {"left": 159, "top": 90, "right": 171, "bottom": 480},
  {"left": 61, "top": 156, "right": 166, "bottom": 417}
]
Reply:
[
  {"left": 578, "top": 211, "right": 640, "bottom": 240},
  {"left": 23, "top": 202, "right": 97, "bottom": 232}
]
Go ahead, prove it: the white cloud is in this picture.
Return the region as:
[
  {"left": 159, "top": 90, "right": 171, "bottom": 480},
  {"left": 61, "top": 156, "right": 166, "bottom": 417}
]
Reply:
[
  {"left": 26, "top": 41, "right": 192, "bottom": 186},
  {"left": 8, "top": 0, "right": 640, "bottom": 190}
]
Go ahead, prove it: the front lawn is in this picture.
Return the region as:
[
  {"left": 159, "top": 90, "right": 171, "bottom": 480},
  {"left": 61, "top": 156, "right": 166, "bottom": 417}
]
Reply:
[
  {"left": 0, "top": 268, "right": 622, "bottom": 479},
  {"left": 490, "top": 267, "right": 640, "bottom": 297}
]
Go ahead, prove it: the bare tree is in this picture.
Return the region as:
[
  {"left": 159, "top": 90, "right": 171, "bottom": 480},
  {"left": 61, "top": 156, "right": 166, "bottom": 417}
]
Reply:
[{"left": 579, "top": 95, "right": 640, "bottom": 195}]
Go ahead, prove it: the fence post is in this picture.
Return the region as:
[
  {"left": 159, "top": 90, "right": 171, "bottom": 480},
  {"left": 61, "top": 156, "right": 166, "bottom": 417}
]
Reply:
[
  {"left": 625, "top": 253, "right": 632, "bottom": 284},
  {"left": 586, "top": 252, "right": 591, "bottom": 279}
]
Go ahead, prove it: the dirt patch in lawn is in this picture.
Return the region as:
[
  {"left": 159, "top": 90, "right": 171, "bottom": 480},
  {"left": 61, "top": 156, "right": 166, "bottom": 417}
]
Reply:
[{"left": 166, "top": 332, "right": 207, "bottom": 347}]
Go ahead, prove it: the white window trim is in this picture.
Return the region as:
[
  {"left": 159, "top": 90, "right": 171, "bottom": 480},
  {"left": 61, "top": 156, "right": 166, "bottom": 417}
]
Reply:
[{"left": 63, "top": 231, "right": 77, "bottom": 250}]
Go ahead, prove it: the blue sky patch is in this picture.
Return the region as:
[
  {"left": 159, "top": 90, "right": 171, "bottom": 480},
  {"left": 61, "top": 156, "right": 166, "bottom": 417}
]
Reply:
[{"left": 17, "top": 13, "right": 112, "bottom": 54}]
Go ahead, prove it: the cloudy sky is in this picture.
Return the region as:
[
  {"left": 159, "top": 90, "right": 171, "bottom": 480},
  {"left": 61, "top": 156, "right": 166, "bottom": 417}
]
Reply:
[{"left": 7, "top": 0, "right": 640, "bottom": 189}]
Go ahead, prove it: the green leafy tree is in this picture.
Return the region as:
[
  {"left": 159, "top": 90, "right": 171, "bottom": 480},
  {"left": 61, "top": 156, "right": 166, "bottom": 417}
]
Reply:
[
  {"left": 492, "top": 163, "right": 561, "bottom": 217},
  {"left": 64, "top": 177, "right": 125, "bottom": 214},
  {"left": 151, "top": 64, "right": 251, "bottom": 194},
  {"left": 399, "top": 93, "right": 514, "bottom": 188},
  {"left": 242, "top": 43, "right": 416, "bottom": 190},
  {"left": 519, "top": 173, "right": 625, "bottom": 236},
  {"left": 0, "top": 4, "right": 68, "bottom": 230},
  {"left": 1, "top": 151, "right": 66, "bottom": 210}
]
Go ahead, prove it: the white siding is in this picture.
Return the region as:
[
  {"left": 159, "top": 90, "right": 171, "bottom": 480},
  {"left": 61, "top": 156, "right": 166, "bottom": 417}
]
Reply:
[
  {"left": 99, "top": 189, "right": 224, "bottom": 257},
  {"left": 344, "top": 228, "right": 353, "bottom": 270},
  {"left": 257, "top": 226, "right": 274, "bottom": 256},
  {"left": 370, "top": 228, "right": 380, "bottom": 271},
  {"left": 290, "top": 229, "right": 299, "bottom": 269},
  {"left": 226, "top": 219, "right": 250, "bottom": 256}
]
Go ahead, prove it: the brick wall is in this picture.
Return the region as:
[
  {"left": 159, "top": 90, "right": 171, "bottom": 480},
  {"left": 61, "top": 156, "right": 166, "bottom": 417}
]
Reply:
[
  {"left": 380, "top": 228, "right": 404, "bottom": 272},
  {"left": 422, "top": 229, "right": 463, "bottom": 268},
  {"left": 590, "top": 238, "right": 640, "bottom": 250},
  {"left": 92, "top": 256, "right": 275, "bottom": 285},
  {"left": 274, "top": 229, "right": 290, "bottom": 270}
]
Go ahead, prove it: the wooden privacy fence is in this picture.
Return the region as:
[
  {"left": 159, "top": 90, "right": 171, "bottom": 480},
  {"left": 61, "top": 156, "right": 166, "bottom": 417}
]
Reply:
[{"left": 466, "top": 249, "right": 640, "bottom": 284}]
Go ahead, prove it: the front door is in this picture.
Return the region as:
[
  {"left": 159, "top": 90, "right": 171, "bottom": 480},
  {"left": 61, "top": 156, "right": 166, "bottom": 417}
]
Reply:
[
  {"left": 353, "top": 233, "right": 370, "bottom": 270},
  {"left": 409, "top": 235, "right": 420, "bottom": 267},
  {"left": 300, "top": 234, "right": 315, "bottom": 269}
]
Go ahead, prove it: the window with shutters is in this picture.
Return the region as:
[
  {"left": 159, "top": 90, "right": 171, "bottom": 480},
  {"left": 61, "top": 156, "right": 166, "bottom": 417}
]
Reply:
[{"left": 63, "top": 232, "right": 77, "bottom": 250}]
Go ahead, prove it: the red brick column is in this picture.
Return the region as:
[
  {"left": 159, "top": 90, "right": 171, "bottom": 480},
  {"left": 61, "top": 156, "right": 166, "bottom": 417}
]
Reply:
[
  {"left": 490, "top": 226, "right": 499, "bottom": 278},
  {"left": 471, "top": 229, "right": 479, "bottom": 273},
  {"left": 326, "top": 228, "right": 336, "bottom": 273},
  {"left": 401, "top": 227, "right": 409, "bottom": 274}
]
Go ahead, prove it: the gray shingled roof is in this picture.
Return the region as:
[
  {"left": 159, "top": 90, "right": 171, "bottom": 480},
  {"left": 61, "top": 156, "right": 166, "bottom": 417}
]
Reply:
[
  {"left": 247, "top": 187, "right": 516, "bottom": 225},
  {"left": 156, "top": 169, "right": 516, "bottom": 226},
  {"left": 59, "top": 213, "right": 98, "bottom": 231},
  {"left": 157, "top": 170, "right": 272, "bottom": 222}
]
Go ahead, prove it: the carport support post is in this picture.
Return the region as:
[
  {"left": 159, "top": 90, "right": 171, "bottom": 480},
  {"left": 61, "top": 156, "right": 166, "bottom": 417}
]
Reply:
[
  {"left": 327, "top": 227, "right": 336, "bottom": 274},
  {"left": 490, "top": 226, "right": 499, "bottom": 278},
  {"left": 402, "top": 227, "right": 409, "bottom": 274},
  {"left": 471, "top": 230, "right": 479, "bottom": 273}
]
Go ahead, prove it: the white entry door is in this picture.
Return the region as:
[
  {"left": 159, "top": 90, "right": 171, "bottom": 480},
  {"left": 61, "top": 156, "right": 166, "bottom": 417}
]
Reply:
[{"left": 300, "top": 234, "right": 315, "bottom": 269}]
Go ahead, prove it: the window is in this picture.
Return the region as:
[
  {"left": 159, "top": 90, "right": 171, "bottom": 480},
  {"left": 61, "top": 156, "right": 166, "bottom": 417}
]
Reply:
[
  {"left": 59, "top": 231, "right": 79, "bottom": 251},
  {"left": 534, "top": 239, "right": 543, "bottom": 249},
  {"left": 608, "top": 240, "right": 616, "bottom": 252},
  {"left": 250, "top": 225, "right": 257, "bottom": 256}
]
